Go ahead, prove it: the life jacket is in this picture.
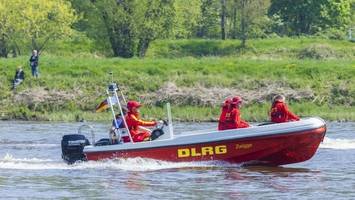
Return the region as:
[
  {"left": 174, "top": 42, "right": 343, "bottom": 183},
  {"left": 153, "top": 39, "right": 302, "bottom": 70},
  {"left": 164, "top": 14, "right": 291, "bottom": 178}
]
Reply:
[
  {"left": 218, "top": 105, "right": 230, "bottom": 130},
  {"left": 125, "top": 111, "right": 156, "bottom": 142},
  {"left": 231, "top": 108, "right": 249, "bottom": 129},
  {"left": 270, "top": 102, "right": 285, "bottom": 122},
  {"left": 221, "top": 107, "right": 249, "bottom": 130},
  {"left": 270, "top": 100, "right": 299, "bottom": 123}
]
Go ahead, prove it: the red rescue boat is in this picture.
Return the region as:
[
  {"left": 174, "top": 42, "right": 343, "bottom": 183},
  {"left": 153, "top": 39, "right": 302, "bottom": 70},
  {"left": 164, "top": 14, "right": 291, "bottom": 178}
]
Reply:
[
  {"left": 82, "top": 117, "right": 325, "bottom": 165},
  {"left": 60, "top": 81, "right": 326, "bottom": 166}
]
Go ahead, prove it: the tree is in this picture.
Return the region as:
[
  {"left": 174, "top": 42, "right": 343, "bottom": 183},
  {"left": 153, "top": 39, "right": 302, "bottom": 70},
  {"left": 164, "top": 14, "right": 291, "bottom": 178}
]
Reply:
[
  {"left": 269, "top": 0, "right": 352, "bottom": 35},
  {"left": 0, "top": 0, "right": 12, "bottom": 57},
  {"left": 69, "top": 0, "right": 111, "bottom": 53},
  {"left": 236, "top": 0, "right": 269, "bottom": 46},
  {"left": 0, "top": 0, "right": 25, "bottom": 57},
  {"left": 93, "top": 0, "right": 138, "bottom": 58},
  {"left": 197, "top": 0, "right": 220, "bottom": 38},
  {"left": 220, "top": 0, "right": 227, "bottom": 40},
  {"left": 270, "top": 0, "right": 319, "bottom": 35},
  {"left": 352, "top": 0, "right": 355, "bottom": 22},
  {"left": 230, "top": 0, "right": 238, "bottom": 39},
  {"left": 17, "top": 0, "right": 77, "bottom": 52},
  {"left": 73, "top": 0, "right": 175, "bottom": 58},
  {"left": 173, "top": 0, "right": 201, "bottom": 39},
  {"left": 319, "top": 0, "right": 351, "bottom": 30},
  {"left": 136, "top": 0, "right": 175, "bottom": 57}
]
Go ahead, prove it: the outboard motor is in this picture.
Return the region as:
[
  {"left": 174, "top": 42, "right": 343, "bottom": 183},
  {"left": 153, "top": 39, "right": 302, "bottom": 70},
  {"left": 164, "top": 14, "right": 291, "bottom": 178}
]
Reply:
[{"left": 61, "top": 134, "right": 90, "bottom": 164}]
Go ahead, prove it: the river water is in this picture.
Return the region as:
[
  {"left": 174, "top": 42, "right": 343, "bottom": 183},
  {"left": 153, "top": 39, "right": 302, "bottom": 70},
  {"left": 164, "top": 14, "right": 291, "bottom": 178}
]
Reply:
[{"left": 0, "top": 121, "right": 354, "bottom": 199}]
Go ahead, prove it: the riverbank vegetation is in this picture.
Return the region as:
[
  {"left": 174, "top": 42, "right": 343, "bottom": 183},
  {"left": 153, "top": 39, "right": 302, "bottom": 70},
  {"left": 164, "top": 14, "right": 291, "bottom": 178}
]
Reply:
[
  {"left": 0, "top": 38, "right": 354, "bottom": 122},
  {"left": 0, "top": 0, "right": 354, "bottom": 122}
]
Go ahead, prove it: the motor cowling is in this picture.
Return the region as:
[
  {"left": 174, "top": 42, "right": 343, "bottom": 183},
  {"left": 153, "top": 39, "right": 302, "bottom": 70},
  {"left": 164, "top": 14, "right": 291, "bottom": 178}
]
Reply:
[
  {"left": 61, "top": 134, "right": 90, "bottom": 164},
  {"left": 151, "top": 128, "right": 165, "bottom": 140}
]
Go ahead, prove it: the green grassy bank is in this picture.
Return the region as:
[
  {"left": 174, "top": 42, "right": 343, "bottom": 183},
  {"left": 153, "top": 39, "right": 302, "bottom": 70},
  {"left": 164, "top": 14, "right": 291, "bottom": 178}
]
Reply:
[
  {"left": 0, "top": 38, "right": 354, "bottom": 122},
  {"left": 10, "top": 104, "right": 352, "bottom": 122},
  {"left": 147, "top": 37, "right": 355, "bottom": 59}
]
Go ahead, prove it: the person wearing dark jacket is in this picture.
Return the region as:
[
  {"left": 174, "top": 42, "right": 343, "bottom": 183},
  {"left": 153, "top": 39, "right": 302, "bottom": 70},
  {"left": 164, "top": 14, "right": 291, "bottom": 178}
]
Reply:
[
  {"left": 12, "top": 66, "right": 25, "bottom": 89},
  {"left": 29, "top": 50, "right": 39, "bottom": 78},
  {"left": 109, "top": 107, "right": 129, "bottom": 143}
]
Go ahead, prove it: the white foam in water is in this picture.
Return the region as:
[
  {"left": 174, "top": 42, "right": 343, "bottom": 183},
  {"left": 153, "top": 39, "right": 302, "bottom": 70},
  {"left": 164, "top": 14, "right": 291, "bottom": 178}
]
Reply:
[
  {"left": 0, "top": 153, "right": 239, "bottom": 171},
  {"left": 0, "top": 153, "right": 66, "bottom": 170},
  {"left": 2, "top": 144, "right": 59, "bottom": 148},
  {"left": 2, "top": 153, "right": 53, "bottom": 163},
  {"left": 320, "top": 137, "right": 355, "bottom": 149},
  {"left": 77, "top": 158, "right": 240, "bottom": 171}
]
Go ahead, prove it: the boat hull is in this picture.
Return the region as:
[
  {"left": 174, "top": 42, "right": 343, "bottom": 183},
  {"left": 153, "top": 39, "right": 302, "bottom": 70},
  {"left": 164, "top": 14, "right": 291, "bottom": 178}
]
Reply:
[{"left": 85, "top": 126, "right": 326, "bottom": 166}]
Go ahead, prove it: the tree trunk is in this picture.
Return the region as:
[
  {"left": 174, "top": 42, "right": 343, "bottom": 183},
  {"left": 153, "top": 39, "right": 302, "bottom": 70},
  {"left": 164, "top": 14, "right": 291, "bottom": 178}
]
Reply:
[
  {"left": 31, "top": 38, "right": 39, "bottom": 51},
  {"left": 231, "top": 0, "right": 237, "bottom": 39},
  {"left": 0, "top": 37, "right": 8, "bottom": 58},
  {"left": 220, "top": 0, "right": 227, "bottom": 40},
  {"left": 138, "top": 38, "right": 150, "bottom": 58},
  {"left": 101, "top": 10, "right": 134, "bottom": 58},
  {"left": 13, "top": 41, "right": 21, "bottom": 56},
  {"left": 12, "top": 47, "right": 17, "bottom": 57},
  {"left": 101, "top": 10, "right": 118, "bottom": 56},
  {"left": 240, "top": 0, "right": 247, "bottom": 47}
]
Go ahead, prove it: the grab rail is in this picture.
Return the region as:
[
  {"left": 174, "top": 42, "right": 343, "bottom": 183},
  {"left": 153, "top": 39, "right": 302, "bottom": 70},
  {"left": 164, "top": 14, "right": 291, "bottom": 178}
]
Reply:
[{"left": 78, "top": 124, "right": 95, "bottom": 144}]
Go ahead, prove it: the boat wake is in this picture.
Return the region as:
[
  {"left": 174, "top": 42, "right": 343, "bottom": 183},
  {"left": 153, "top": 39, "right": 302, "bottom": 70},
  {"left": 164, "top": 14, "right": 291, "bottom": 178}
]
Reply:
[
  {"left": 0, "top": 140, "right": 59, "bottom": 149},
  {"left": 320, "top": 137, "right": 355, "bottom": 149},
  {"left": 0, "top": 153, "right": 240, "bottom": 171},
  {"left": 2, "top": 136, "right": 347, "bottom": 171},
  {"left": 1, "top": 143, "right": 59, "bottom": 148},
  {"left": 74, "top": 158, "right": 238, "bottom": 171}
]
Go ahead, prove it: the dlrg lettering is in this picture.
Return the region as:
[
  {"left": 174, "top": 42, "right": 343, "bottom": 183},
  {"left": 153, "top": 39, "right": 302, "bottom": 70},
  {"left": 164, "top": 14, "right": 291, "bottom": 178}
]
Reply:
[{"left": 177, "top": 145, "right": 227, "bottom": 158}]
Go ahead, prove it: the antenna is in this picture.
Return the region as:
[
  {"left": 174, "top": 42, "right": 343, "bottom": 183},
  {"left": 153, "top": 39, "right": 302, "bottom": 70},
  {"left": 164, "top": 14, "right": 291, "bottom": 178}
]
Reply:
[{"left": 109, "top": 71, "right": 114, "bottom": 84}]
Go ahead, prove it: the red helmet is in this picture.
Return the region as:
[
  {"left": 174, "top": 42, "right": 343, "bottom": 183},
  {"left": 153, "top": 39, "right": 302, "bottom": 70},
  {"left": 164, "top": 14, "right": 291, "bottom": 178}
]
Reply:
[
  {"left": 127, "top": 101, "right": 141, "bottom": 110},
  {"left": 231, "top": 96, "right": 242, "bottom": 104}
]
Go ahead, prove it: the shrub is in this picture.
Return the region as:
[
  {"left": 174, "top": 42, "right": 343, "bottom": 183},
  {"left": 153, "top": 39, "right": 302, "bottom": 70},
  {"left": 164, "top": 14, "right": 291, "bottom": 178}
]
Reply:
[
  {"left": 298, "top": 44, "right": 336, "bottom": 59},
  {"left": 315, "top": 28, "right": 347, "bottom": 40}
]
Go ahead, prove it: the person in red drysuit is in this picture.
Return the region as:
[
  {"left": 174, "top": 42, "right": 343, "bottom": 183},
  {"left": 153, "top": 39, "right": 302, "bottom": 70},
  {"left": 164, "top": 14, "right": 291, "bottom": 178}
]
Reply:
[
  {"left": 270, "top": 95, "right": 300, "bottom": 123},
  {"left": 218, "top": 98, "right": 232, "bottom": 130},
  {"left": 219, "top": 96, "right": 250, "bottom": 130},
  {"left": 125, "top": 100, "right": 157, "bottom": 142}
]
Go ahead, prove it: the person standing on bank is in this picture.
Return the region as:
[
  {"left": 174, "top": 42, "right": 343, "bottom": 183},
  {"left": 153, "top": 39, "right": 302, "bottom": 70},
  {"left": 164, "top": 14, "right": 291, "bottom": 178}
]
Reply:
[{"left": 29, "top": 50, "right": 39, "bottom": 78}]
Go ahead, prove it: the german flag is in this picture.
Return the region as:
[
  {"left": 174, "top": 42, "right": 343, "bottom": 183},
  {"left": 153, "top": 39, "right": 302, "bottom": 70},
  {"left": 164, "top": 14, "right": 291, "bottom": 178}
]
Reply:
[
  {"left": 95, "top": 99, "right": 109, "bottom": 112},
  {"left": 95, "top": 96, "right": 118, "bottom": 112}
]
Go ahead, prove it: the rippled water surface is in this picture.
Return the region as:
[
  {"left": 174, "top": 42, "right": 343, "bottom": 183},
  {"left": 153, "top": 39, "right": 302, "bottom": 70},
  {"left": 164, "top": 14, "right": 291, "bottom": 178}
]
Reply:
[{"left": 0, "top": 121, "right": 354, "bottom": 199}]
